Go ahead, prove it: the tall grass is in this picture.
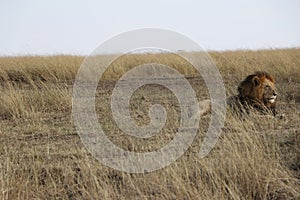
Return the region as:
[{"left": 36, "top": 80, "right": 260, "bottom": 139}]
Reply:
[{"left": 0, "top": 49, "right": 299, "bottom": 199}]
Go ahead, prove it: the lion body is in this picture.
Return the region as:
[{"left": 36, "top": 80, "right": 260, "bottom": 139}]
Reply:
[{"left": 199, "top": 71, "right": 277, "bottom": 117}]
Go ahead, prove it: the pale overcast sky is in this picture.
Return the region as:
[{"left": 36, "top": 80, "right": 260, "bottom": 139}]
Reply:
[{"left": 0, "top": 0, "right": 299, "bottom": 55}]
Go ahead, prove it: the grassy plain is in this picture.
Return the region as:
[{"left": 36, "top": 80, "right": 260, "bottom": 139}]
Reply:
[{"left": 0, "top": 49, "right": 299, "bottom": 199}]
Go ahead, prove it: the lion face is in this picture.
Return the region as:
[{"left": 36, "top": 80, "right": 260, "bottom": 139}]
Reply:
[
  {"left": 251, "top": 74, "right": 277, "bottom": 106},
  {"left": 237, "top": 71, "right": 277, "bottom": 115},
  {"left": 261, "top": 78, "right": 277, "bottom": 104}
]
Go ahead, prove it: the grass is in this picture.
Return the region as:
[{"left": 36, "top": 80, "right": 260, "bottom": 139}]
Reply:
[{"left": 0, "top": 49, "right": 299, "bottom": 199}]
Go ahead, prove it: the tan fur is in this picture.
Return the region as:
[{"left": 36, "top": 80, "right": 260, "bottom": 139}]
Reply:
[{"left": 199, "top": 71, "right": 277, "bottom": 117}]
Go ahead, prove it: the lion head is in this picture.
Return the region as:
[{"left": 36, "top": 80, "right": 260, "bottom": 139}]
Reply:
[{"left": 237, "top": 71, "right": 277, "bottom": 115}]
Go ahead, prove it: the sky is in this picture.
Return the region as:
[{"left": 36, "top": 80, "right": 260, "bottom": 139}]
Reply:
[{"left": 0, "top": 0, "right": 299, "bottom": 55}]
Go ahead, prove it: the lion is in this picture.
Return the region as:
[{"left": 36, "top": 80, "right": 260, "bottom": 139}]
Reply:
[{"left": 199, "top": 71, "right": 278, "bottom": 117}]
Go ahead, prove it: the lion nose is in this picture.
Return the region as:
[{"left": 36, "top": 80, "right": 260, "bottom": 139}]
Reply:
[{"left": 273, "top": 91, "right": 277, "bottom": 96}]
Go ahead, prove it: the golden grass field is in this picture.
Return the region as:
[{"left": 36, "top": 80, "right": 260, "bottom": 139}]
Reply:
[{"left": 0, "top": 49, "right": 299, "bottom": 199}]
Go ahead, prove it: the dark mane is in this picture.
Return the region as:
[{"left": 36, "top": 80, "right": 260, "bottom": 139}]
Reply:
[{"left": 238, "top": 71, "right": 274, "bottom": 96}]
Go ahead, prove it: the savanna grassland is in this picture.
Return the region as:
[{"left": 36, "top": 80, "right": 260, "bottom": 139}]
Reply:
[{"left": 0, "top": 49, "right": 299, "bottom": 199}]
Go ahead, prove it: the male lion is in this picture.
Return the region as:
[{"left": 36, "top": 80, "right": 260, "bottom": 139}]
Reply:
[{"left": 199, "top": 71, "right": 278, "bottom": 117}]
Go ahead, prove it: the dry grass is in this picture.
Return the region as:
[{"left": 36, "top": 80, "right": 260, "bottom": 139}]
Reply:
[{"left": 0, "top": 49, "right": 299, "bottom": 199}]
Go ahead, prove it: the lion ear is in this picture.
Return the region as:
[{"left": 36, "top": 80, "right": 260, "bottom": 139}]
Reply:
[{"left": 253, "top": 76, "right": 260, "bottom": 86}]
